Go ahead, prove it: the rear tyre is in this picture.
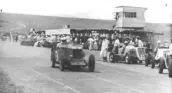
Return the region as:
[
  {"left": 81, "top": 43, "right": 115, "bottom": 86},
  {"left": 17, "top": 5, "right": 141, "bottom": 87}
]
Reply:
[
  {"left": 51, "top": 49, "right": 55, "bottom": 68},
  {"left": 109, "top": 52, "right": 114, "bottom": 62},
  {"left": 89, "top": 54, "right": 95, "bottom": 72},
  {"left": 145, "top": 60, "right": 149, "bottom": 67},
  {"left": 159, "top": 58, "right": 165, "bottom": 74}
]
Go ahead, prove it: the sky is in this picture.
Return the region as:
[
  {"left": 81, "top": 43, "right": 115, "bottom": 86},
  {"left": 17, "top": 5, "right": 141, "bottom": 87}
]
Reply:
[{"left": 0, "top": 0, "right": 172, "bottom": 23}]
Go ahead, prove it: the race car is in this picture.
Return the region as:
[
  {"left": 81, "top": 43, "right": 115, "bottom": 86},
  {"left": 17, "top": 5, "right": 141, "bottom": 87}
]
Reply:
[
  {"left": 51, "top": 42, "right": 95, "bottom": 72},
  {"left": 109, "top": 45, "right": 146, "bottom": 64},
  {"left": 154, "top": 48, "right": 172, "bottom": 77}
]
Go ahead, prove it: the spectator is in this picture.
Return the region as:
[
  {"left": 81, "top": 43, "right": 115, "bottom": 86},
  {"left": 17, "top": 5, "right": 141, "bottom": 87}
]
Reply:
[
  {"left": 88, "top": 36, "right": 94, "bottom": 50},
  {"left": 100, "top": 35, "right": 109, "bottom": 62},
  {"left": 113, "top": 36, "right": 120, "bottom": 54},
  {"left": 137, "top": 37, "right": 144, "bottom": 47},
  {"left": 15, "top": 35, "right": 18, "bottom": 43},
  {"left": 154, "top": 40, "right": 161, "bottom": 55}
]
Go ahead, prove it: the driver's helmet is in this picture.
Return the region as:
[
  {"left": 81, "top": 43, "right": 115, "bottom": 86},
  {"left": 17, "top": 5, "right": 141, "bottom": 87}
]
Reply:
[
  {"left": 157, "top": 40, "right": 161, "bottom": 44},
  {"left": 61, "top": 37, "right": 67, "bottom": 42},
  {"left": 66, "top": 36, "right": 71, "bottom": 43},
  {"left": 124, "top": 40, "right": 128, "bottom": 44}
]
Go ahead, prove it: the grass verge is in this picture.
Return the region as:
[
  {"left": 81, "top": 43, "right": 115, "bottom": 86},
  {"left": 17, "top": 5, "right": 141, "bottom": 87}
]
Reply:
[{"left": 0, "top": 67, "right": 25, "bottom": 93}]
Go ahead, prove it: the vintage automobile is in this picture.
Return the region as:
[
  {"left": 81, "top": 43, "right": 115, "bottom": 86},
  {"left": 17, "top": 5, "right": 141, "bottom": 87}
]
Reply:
[
  {"left": 20, "top": 40, "right": 36, "bottom": 46},
  {"left": 109, "top": 45, "right": 146, "bottom": 64},
  {"left": 149, "top": 43, "right": 169, "bottom": 68},
  {"left": 153, "top": 47, "right": 172, "bottom": 76},
  {"left": 51, "top": 43, "right": 95, "bottom": 72}
]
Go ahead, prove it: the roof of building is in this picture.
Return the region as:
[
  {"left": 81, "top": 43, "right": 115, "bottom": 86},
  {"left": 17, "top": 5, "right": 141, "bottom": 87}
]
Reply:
[{"left": 116, "top": 6, "right": 147, "bottom": 10}]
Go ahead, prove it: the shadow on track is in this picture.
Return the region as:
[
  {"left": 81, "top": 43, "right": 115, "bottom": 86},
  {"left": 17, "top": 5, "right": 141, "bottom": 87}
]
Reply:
[{"left": 53, "top": 65, "right": 101, "bottom": 73}]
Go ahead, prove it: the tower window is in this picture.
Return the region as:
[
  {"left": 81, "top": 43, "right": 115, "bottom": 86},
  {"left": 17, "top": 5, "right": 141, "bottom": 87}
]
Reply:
[{"left": 124, "top": 12, "right": 137, "bottom": 18}]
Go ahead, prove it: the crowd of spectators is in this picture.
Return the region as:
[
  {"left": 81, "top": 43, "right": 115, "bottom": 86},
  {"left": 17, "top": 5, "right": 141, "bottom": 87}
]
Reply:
[{"left": 1, "top": 31, "right": 151, "bottom": 51}]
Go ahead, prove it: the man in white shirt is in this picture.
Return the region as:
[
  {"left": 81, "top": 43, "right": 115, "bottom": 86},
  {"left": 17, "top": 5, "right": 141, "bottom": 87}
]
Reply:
[
  {"left": 137, "top": 37, "right": 143, "bottom": 47},
  {"left": 88, "top": 37, "right": 94, "bottom": 50},
  {"left": 113, "top": 36, "right": 120, "bottom": 54},
  {"left": 100, "top": 36, "right": 109, "bottom": 62}
]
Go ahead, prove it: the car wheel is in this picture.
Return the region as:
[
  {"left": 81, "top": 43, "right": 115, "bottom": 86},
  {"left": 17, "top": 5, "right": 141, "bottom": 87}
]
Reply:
[
  {"left": 59, "top": 61, "right": 65, "bottom": 71},
  {"left": 159, "top": 58, "right": 165, "bottom": 74},
  {"left": 145, "top": 60, "right": 149, "bottom": 67},
  {"left": 125, "top": 54, "right": 131, "bottom": 64},
  {"left": 109, "top": 52, "right": 114, "bottom": 63},
  {"left": 89, "top": 54, "right": 95, "bottom": 72},
  {"left": 168, "top": 59, "right": 172, "bottom": 78},
  {"left": 51, "top": 49, "right": 55, "bottom": 68},
  {"left": 151, "top": 60, "right": 155, "bottom": 68}
]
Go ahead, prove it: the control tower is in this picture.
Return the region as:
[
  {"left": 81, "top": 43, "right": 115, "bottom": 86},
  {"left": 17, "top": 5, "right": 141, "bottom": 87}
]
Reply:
[{"left": 114, "top": 6, "right": 147, "bottom": 32}]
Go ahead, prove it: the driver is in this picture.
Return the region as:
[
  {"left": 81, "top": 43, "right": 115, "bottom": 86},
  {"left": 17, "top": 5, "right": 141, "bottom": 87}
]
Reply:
[
  {"left": 121, "top": 39, "right": 129, "bottom": 54},
  {"left": 56, "top": 37, "right": 68, "bottom": 47}
]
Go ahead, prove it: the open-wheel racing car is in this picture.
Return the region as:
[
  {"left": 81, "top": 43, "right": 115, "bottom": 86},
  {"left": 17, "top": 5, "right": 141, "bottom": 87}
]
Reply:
[
  {"left": 51, "top": 42, "right": 95, "bottom": 72},
  {"left": 152, "top": 46, "right": 172, "bottom": 77},
  {"left": 109, "top": 45, "right": 146, "bottom": 64}
]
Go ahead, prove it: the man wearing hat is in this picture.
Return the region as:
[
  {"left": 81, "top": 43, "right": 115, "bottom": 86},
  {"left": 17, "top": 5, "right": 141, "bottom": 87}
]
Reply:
[
  {"left": 10, "top": 32, "right": 13, "bottom": 43},
  {"left": 154, "top": 40, "right": 161, "bottom": 55}
]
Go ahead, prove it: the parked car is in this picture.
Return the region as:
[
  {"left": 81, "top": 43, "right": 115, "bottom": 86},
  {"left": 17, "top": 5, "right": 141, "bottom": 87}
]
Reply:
[
  {"left": 109, "top": 45, "right": 146, "bottom": 64},
  {"left": 51, "top": 43, "right": 95, "bottom": 72}
]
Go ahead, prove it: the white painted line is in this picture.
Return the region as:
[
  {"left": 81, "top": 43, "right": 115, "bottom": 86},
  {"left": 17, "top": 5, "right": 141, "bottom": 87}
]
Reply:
[
  {"left": 29, "top": 68, "right": 81, "bottom": 93},
  {"left": 86, "top": 74, "right": 146, "bottom": 93}
]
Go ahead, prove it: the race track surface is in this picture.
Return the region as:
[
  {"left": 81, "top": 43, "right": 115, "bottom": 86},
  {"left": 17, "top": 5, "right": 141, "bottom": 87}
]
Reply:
[{"left": 0, "top": 41, "right": 171, "bottom": 93}]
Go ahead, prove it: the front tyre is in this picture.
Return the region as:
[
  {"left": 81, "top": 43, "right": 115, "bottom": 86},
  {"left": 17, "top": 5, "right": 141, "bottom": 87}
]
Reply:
[
  {"left": 151, "top": 60, "right": 155, "bottom": 68},
  {"left": 145, "top": 60, "right": 149, "bottom": 67},
  {"left": 59, "top": 61, "right": 65, "bottom": 71},
  {"left": 109, "top": 52, "right": 114, "bottom": 62},
  {"left": 88, "top": 54, "right": 95, "bottom": 72},
  {"left": 159, "top": 58, "right": 165, "bottom": 74},
  {"left": 125, "top": 54, "right": 131, "bottom": 64}
]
